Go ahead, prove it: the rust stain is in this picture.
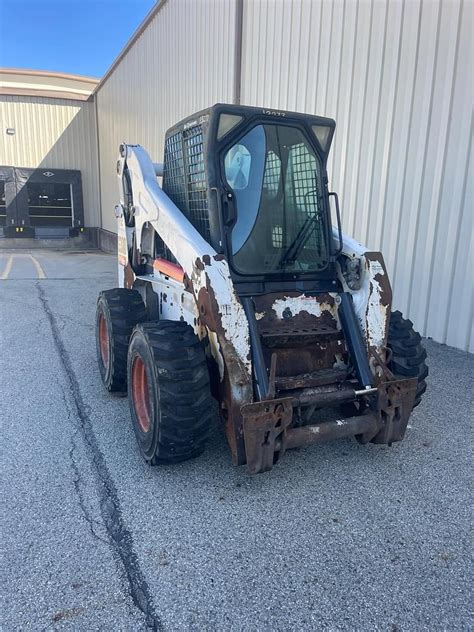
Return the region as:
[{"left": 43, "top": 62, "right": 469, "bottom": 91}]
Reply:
[{"left": 194, "top": 272, "right": 252, "bottom": 465}]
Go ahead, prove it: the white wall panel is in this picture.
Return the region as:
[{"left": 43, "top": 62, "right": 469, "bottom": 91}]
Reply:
[
  {"left": 241, "top": 0, "right": 473, "bottom": 351},
  {"left": 94, "top": 0, "right": 472, "bottom": 351},
  {"left": 0, "top": 95, "right": 100, "bottom": 226},
  {"left": 96, "top": 0, "right": 237, "bottom": 234}
]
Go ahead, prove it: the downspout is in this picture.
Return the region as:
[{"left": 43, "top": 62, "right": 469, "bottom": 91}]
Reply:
[{"left": 233, "top": 0, "right": 244, "bottom": 105}]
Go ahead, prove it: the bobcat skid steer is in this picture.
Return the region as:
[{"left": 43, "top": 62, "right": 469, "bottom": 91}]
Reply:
[{"left": 96, "top": 104, "right": 428, "bottom": 474}]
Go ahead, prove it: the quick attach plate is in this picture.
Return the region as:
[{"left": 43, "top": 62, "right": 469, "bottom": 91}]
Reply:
[
  {"left": 241, "top": 397, "right": 293, "bottom": 475},
  {"left": 366, "top": 377, "right": 418, "bottom": 445}
]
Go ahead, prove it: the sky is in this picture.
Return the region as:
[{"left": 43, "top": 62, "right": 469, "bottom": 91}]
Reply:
[{"left": 0, "top": 0, "right": 157, "bottom": 79}]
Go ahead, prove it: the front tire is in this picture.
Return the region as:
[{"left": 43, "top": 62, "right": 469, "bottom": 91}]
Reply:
[
  {"left": 127, "top": 321, "right": 213, "bottom": 464},
  {"left": 387, "top": 310, "right": 428, "bottom": 407},
  {"left": 96, "top": 288, "right": 147, "bottom": 392}
]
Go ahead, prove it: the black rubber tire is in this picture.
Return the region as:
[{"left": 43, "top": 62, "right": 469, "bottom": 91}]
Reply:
[
  {"left": 387, "top": 310, "right": 428, "bottom": 407},
  {"left": 127, "top": 321, "right": 213, "bottom": 464},
  {"left": 96, "top": 288, "right": 147, "bottom": 393}
]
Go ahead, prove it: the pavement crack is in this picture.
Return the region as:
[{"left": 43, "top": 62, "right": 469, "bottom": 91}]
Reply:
[
  {"left": 59, "top": 384, "right": 109, "bottom": 546},
  {"left": 36, "top": 281, "right": 162, "bottom": 632}
]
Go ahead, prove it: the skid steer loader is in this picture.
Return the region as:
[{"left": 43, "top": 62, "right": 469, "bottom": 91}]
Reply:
[{"left": 96, "top": 104, "right": 427, "bottom": 474}]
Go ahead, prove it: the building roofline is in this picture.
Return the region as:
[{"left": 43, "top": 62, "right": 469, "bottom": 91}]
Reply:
[
  {"left": 94, "top": 0, "right": 167, "bottom": 93},
  {"left": 0, "top": 87, "right": 94, "bottom": 102},
  {"left": 0, "top": 68, "right": 100, "bottom": 84},
  {"left": 0, "top": 68, "right": 98, "bottom": 101}
]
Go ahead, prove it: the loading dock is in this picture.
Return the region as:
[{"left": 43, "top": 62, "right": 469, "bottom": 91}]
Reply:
[{"left": 0, "top": 166, "right": 84, "bottom": 238}]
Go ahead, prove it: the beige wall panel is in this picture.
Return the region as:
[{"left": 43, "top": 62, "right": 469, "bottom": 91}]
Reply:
[
  {"left": 96, "top": 0, "right": 237, "bottom": 234},
  {"left": 241, "top": 0, "right": 473, "bottom": 351},
  {"left": 0, "top": 95, "right": 100, "bottom": 226}
]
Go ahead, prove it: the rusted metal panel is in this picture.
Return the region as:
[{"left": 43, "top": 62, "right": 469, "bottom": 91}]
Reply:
[
  {"left": 274, "top": 368, "right": 348, "bottom": 391},
  {"left": 253, "top": 292, "right": 339, "bottom": 334},
  {"left": 287, "top": 384, "right": 363, "bottom": 408},
  {"left": 252, "top": 291, "right": 349, "bottom": 383},
  {"left": 363, "top": 252, "right": 392, "bottom": 352},
  {"left": 196, "top": 271, "right": 252, "bottom": 465},
  {"left": 241, "top": 376, "right": 417, "bottom": 473},
  {"left": 370, "top": 377, "right": 418, "bottom": 445},
  {"left": 283, "top": 413, "right": 380, "bottom": 451},
  {"left": 242, "top": 397, "right": 293, "bottom": 474}
]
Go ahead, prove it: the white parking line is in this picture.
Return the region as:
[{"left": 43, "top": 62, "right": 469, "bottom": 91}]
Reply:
[
  {"left": 1, "top": 255, "right": 14, "bottom": 280},
  {"left": 29, "top": 254, "right": 47, "bottom": 279}
]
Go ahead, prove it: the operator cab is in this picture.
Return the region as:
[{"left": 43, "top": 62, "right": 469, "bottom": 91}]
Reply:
[{"left": 161, "top": 104, "right": 339, "bottom": 293}]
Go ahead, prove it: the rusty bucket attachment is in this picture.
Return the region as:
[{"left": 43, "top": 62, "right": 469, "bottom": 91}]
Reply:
[{"left": 242, "top": 398, "right": 293, "bottom": 474}]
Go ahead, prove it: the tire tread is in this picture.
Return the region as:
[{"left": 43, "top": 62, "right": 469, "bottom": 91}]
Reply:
[
  {"left": 388, "top": 311, "right": 428, "bottom": 407},
  {"left": 132, "top": 321, "right": 213, "bottom": 464},
  {"left": 96, "top": 288, "right": 147, "bottom": 392}
]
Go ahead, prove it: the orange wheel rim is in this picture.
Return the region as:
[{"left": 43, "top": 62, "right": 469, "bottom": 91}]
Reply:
[
  {"left": 98, "top": 312, "right": 109, "bottom": 369},
  {"left": 131, "top": 355, "right": 151, "bottom": 433}
]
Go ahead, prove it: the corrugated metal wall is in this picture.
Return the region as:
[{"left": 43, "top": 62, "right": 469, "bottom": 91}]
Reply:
[
  {"left": 240, "top": 0, "right": 472, "bottom": 352},
  {"left": 95, "top": 0, "right": 472, "bottom": 351},
  {"left": 96, "top": 0, "right": 237, "bottom": 233},
  {"left": 0, "top": 95, "right": 100, "bottom": 226}
]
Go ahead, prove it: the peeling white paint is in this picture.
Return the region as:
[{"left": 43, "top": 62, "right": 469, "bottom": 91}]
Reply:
[
  {"left": 272, "top": 295, "right": 338, "bottom": 321},
  {"left": 336, "top": 419, "right": 345, "bottom": 426},
  {"left": 366, "top": 274, "right": 388, "bottom": 349},
  {"left": 207, "top": 330, "right": 225, "bottom": 379},
  {"left": 354, "top": 257, "right": 388, "bottom": 350},
  {"left": 255, "top": 311, "right": 265, "bottom": 320},
  {"left": 146, "top": 271, "right": 196, "bottom": 326},
  {"left": 310, "top": 426, "right": 320, "bottom": 434},
  {"left": 335, "top": 229, "right": 389, "bottom": 355},
  {"left": 189, "top": 257, "right": 252, "bottom": 374},
  {"left": 204, "top": 258, "right": 251, "bottom": 373}
]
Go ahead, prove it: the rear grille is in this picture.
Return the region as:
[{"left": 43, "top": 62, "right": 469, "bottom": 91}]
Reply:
[{"left": 163, "top": 124, "right": 210, "bottom": 241}]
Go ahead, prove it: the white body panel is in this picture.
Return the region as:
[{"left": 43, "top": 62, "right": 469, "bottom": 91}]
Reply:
[
  {"left": 136, "top": 271, "right": 197, "bottom": 325},
  {"left": 333, "top": 228, "right": 390, "bottom": 352},
  {"left": 117, "top": 144, "right": 251, "bottom": 377}
]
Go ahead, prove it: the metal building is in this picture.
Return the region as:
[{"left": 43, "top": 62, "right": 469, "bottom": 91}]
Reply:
[
  {"left": 0, "top": 69, "right": 100, "bottom": 236},
  {"left": 1, "top": 0, "right": 472, "bottom": 352}
]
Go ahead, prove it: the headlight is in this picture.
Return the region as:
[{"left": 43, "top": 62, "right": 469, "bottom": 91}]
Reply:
[{"left": 342, "top": 256, "right": 362, "bottom": 290}]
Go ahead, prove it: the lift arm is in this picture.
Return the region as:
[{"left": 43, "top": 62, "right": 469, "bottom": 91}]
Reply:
[{"left": 116, "top": 142, "right": 252, "bottom": 377}]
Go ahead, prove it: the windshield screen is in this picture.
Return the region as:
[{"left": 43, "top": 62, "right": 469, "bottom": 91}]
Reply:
[{"left": 224, "top": 124, "right": 329, "bottom": 275}]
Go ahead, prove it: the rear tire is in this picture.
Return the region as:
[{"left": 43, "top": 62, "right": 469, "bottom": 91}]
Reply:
[
  {"left": 127, "top": 321, "right": 213, "bottom": 464},
  {"left": 387, "top": 310, "right": 428, "bottom": 407},
  {"left": 96, "top": 288, "right": 147, "bottom": 392}
]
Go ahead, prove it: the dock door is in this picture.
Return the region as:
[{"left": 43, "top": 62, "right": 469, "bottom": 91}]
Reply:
[{"left": 0, "top": 167, "right": 84, "bottom": 238}]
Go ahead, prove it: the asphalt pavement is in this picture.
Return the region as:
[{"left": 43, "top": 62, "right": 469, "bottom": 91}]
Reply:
[{"left": 1, "top": 249, "right": 472, "bottom": 631}]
